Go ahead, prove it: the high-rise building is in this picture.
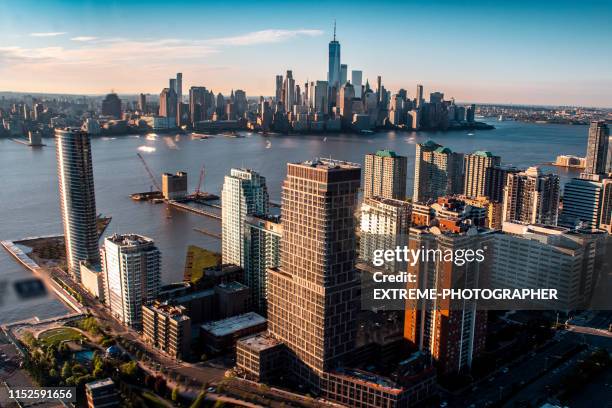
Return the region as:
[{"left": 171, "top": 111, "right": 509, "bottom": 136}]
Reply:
[
  {"left": 101, "top": 93, "right": 121, "bottom": 119},
  {"left": 404, "top": 226, "right": 489, "bottom": 375},
  {"left": 55, "top": 128, "right": 100, "bottom": 280},
  {"left": 102, "top": 234, "right": 161, "bottom": 328},
  {"left": 282, "top": 70, "right": 295, "bottom": 112},
  {"left": 234, "top": 89, "right": 247, "bottom": 118},
  {"left": 415, "top": 84, "right": 424, "bottom": 108},
  {"left": 313, "top": 80, "right": 329, "bottom": 114},
  {"left": 484, "top": 166, "right": 520, "bottom": 203},
  {"left": 559, "top": 175, "right": 607, "bottom": 230},
  {"left": 502, "top": 166, "right": 560, "bottom": 226},
  {"left": 599, "top": 179, "right": 612, "bottom": 234},
  {"left": 189, "top": 86, "right": 207, "bottom": 125},
  {"left": 275, "top": 75, "right": 283, "bottom": 102},
  {"left": 584, "top": 121, "right": 610, "bottom": 175},
  {"left": 244, "top": 215, "right": 282, "bottom": 315},
  {"left": 351, "top": 70, "right": 362, "bottom": 98},
  {"left": 359, "top": 197, "right": 411, "bottom": 271},
  {"left": 363, "top": 150, "right": 408, "bottom": 200},
  {"left": 338, "top": 81, "right": 354, "bottom": 124},
  {"left": 340, "top": 64, "right": 348, "bottom": 85},
  {"left": 159, "top": 87, "right": 177, "bottom": 119},
  {"left": 327, "top": 22, "right": 341, "bottom": 90},
  {"left": 138, "top": 93, "right": 147, "bottom": 113},
  {"left": 175, "top": 73, "right": 182, "bottom": 103},
  {"left": 492, "top": 223, "right": 606, "bottom": 310},
  {"left": 463, "top": 151, "right": 501, "bottom": 198},
  {"left": 413, "top": 140, "right": 464, "bottom": 203},
  {"left": 267, "top": 159, "right": 361, "bottom": 387},
  {"left": 221, "top": 169, "right": 269, "bottom": 267}
]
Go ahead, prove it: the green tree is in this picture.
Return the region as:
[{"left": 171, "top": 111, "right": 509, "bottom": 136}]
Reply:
[
  {"left": 171, "top": 387, "right": 179, "bottom": 403},
  {"left": 61, "top": 361, "right": 72, "bottom": 379},
  {"left": 189, "top": 392, "right": 207, "bottom": 408}
]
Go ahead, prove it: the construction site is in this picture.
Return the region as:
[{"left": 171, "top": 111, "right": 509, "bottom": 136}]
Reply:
[{"left": 130, "top": 153, "right": 222, "bottom": 236}]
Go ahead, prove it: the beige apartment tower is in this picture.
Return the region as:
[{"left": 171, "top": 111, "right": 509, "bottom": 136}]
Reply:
[
  {"left": 363, "top": 150, "right": 407, "bottom": 200},
  {"left": 463, "top": 151, "right": 501, "bottom": 198}
]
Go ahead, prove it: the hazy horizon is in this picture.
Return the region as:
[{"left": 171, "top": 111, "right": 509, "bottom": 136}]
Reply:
[{"left": 1, "top": 0, "right": 611, "bottom": 107}]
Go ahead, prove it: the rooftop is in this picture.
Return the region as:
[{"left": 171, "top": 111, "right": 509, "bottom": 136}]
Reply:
[
  {"left": 299, "top": 157, "right": 361, "bottom": 170},
  {"left": 374, "top": 149, "right": 398, "bottom": 158},
  {"left": 201, "top": 312, "right": 266, "bottom": 337},
  {"left": 238, "top": 333, "right": 282, "bottom": 351},
  {"left": 85, "top": 378, "right": 115, "bottom": 391},
  {"left": 216, "top": 281, "right": 249, "bottom": 293},
  {"left": 106, "top": 233, "right": 154, "bottom": 247},
  {"left": 473, "top": 150, "right": 495, "bottom": 157}
]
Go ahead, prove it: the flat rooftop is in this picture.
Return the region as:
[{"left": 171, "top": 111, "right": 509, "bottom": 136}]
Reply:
[
  {"left": 106, "top": 233, "right": 154, "bottom": 247},
  {"left": 238, "top": 333, "right": 281, "bottom": 351},
  {"left": 201, "top": 312, "right": 266, "bottom": 337},
  {"left": 85, "top": 378, "right": 115, "bottom": 391},
  {"left": 216, "top": 281, "right": 248, "bottom": 293}
]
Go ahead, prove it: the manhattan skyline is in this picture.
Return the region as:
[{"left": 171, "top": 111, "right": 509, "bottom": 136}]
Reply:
[{"left": 1, "top": 0, "right": 611, "bottom": 107}]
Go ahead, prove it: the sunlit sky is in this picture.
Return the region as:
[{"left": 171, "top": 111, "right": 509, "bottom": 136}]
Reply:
[{"left": 1, "top": 0, "right": 611, "bottom": 106}]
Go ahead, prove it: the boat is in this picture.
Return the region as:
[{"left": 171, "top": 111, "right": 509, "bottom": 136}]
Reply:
[
  {"left": 266, "top": 141, "right": 272, "bottom": 149},
  {"left": 467, "top": 132, "right": 475, "bottom": 136},
  {"left": 359, "top": 129, "right": 375, "bottom": 135}
]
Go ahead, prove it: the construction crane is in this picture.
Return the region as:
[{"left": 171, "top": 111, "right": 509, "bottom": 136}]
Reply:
[
  {"left": 136, "top": 153, "right": 161, "bottom": 192},
  {"left": 195, "top": 164, "right": 205, "bottom": 197}
]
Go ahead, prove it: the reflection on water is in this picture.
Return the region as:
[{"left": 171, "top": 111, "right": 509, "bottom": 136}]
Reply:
[{"left": 0, "top": 121, "right": 586, "bottom": 323}]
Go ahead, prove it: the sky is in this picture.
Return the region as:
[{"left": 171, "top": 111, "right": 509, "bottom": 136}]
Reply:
[{"left": 1, "top": 0, "right": 611, "bottom": 107}]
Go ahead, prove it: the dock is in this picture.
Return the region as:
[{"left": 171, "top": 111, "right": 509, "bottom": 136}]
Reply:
[{"left": 168, "top": 200, "right": 221, "bottom": 220}]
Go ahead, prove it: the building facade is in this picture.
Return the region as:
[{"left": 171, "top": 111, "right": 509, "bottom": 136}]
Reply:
[
  {"left": 142, "top": 302, "right": 191, "bottom": 359},
  {"left": 221, "top": 168, "right": 269, "bottom": 267},
  {"left": 463, "top": 151, "right": 501, "bottom": 198},
  {"left": 413, "top": 140, "right": 464, "bottom": 203},
  {"left": 102, "top": 234, "right": 161, "bottom": 328},
  {"left": 584, "top": 121, "right": 610, "bottom": 175},
  {"left": 55, "top": 128, "right": 101, "bottom": 280},
  {"left": 502, "top": 167, "right": 560, "bottom": 226},
  {"left": 363, "top": 150, "right": 408, "bottom": 200}
]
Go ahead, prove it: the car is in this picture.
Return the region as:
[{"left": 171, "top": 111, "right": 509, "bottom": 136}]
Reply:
[
  {"left": 207, "top": 386, "right": 216, "bottom": 393},
  {"left": 439, "top": 402, "right": 448, "bottom": 408},
  {"left": 501, "top": 367, "right": 509, "bottom": 373}
]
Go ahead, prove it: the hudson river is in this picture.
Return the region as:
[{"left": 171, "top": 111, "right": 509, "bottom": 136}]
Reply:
[{"left": 0, "top": 120, "right": 586, "bottom": 323}]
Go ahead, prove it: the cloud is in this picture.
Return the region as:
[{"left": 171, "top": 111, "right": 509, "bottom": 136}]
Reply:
[
  {"left": 29, "top": 32, "right": 66, "bottom": 37},
  {"left": 71, "top": 36, "right": 98, "bottom": 42},
  {"left": 206, "top": 29, "right": 324, "bottom": 46}
]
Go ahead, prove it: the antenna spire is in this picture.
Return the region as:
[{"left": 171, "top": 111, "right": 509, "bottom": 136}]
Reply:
[{"left": 333, "top": 20, "right": 336, "bottom": 41}]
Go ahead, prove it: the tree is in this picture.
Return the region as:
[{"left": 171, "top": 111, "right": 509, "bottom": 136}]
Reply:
[
  {"left": 61, "top": 361, "right": 72, "bottom": 379},
  {"left": 120, "top": 361, "right": 138, "bottom": 378},
  {"left": 171, "top": 387, "right": 179, "bottom": 403}
]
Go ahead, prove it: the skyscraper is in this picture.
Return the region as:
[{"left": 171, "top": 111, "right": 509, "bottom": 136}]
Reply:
[
  {"left": 404, "top": 227, "right": 489, "bottom": 375},
  {"left": 275, "top": 75, "right": 283, "bottom": 102},
  {"left": 101, "top": 93, "right": 121, "bottom": 119},
  {"left": 502, "top": 167, "right": 560, "bottom": 226},
  {"left": 463, "top": 151, "right": 501, "bottom": 198},
  {"left": 484, "top": 166, "right": 520, "bottom": 203},
  {"left": 244, "top": 215, "right": 282, "bottom": 315},
  {"left": 313, "top": 80, "right": 329, "bottom": 114},
  {"left": 413, "top": 140, "right": 465, "bottom": 203},
  {"left": 599, "top": 179, "right": 612, "bottom": 234},
  {"left": 189, "top": 86, "right": 207, "bottom": 126},
  {"left": 55, "top": 128, "right": 100, "bottom": 280},
  {"left": 267, "top": 159, "right": 361, "bottom": 388},
  {"left": 351, "top": 70, "right": 362, "bottom": 98},
  {"left": 138, "top": 93, "right": 147, "bottom": 113},
  {"left": 159, "top": 87, "right": 177, "bottom": 120},
  {"left": 327, "top": 22, "right": 341, "bottom": 90},
  {"left": 175, "top": 73, "right": 182, "bottom": 103},
  {"left": 363, "top": 150, "right": 408, "bottom": 200},
  {"left": 416, "top": 84, "right": 424, "bottom": 108},
  {"left": 340, "top": 64, "right": 348, "bottom": 85},
  {"left": 221, "top": 169, "right": 269, "bottom": 267},
  {"left": 585, "top": 121, "right": 609, "bottom": 175},
  {"left": 101, "top": 234, "right": 161, "bottom": 328},
  {"left": 559, "top": 175, "right": 606, "bottom": 230},
  {"left": 282, "top": 70, "right": 295, "bottom": 112},
  {"left": 359, "top": 197, "right": 411, "bottom": 272}
]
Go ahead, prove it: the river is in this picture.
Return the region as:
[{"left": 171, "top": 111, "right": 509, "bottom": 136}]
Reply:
[{"left": 0, "top": 120, "right": 586, "bottom": 323}]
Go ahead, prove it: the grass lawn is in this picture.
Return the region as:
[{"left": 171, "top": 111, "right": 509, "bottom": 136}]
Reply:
[{"left": 38, "top": 327, "right": 85, "bottom": 346}]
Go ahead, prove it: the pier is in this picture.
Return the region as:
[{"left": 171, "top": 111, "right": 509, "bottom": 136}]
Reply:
[{"left": 168, "top": 200, "right": 221, "bottom": 220}]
